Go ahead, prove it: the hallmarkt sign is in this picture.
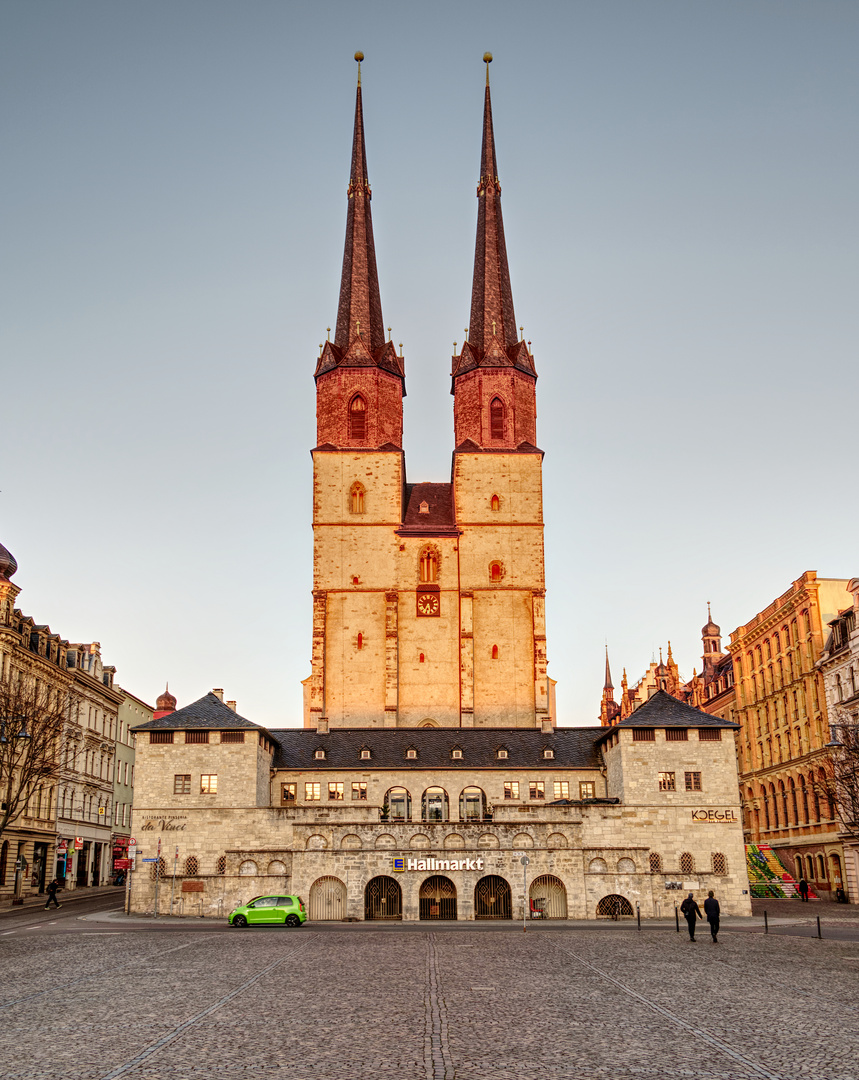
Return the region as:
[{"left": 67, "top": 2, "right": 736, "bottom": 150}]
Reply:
[{"left": 394, "top": 857, "right": 485, "bottom": 872}]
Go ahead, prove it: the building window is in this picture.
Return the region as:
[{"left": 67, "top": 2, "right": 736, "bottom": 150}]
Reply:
[
  {"left": 350, "top": 482, "right": 365, "bottom": 514},
  {"left": 356, "top": 633, "right": 363, "bottom": 650},
  {"left": 185, "top": 856, "right": 199, "bottom": 876},
  {"left": 352, "top": 782, "right": 367, "bottom": 801},
  {"left": 685, "top": 772, "right": 702, "bottom": 792},
  {"left": 201, "top": 775, "right": 218, "bottom": 794},
  {"left": 221, "top": 730, "right": 245, "bottom": 743},
  {"left": 580, "top": 781, "right": 595, "bottom": 799},
  {"left": 490, "top": 494, "right": 500, "bottom": 511},
  {"left": 529, "top": 781, "right": 545, "bottom": 800},
  {"left": 460, "top": 786, "right": 487, "bottom": 822},
  {"left": 489, "top": 561, "right": 503, "bottom": 583},
  {"left": 185, "top": 730, "right": 209, "bottom": 744},
  {"left": 173, "top": 774, "right": 191, "bottom": 795},
  {"left": 281, "top": 783, "right": 296, "bottom": 803},
  {"left": 632, "top": 728, "right": 655, "bottom": 742},
  {"left": 490, "top": 397, "right": 505, "bottom": 441},
  {"left": 360, "top": 749, "right": 371, "bottom": 760},
  {"left": 328, "top": 783, "right": 344, "bottom": 801},
  {"left": 665, "top": 728, "right": 688, "bottom": 742},
  {"left": 553, "top": 781, "right": 570, "bottom": 799},
  {"left": 542, "top": 748, "right": 554, "bottom": 759},
  {"left": 504, "top": 781, "right": 519, "bottom": 800},
  {"left": 305, "top": 782, "right": 321, "bottom": 801},
  {"left": 712, "top": 852, "right": 727, "bottom": 875},
  {"left": 419, "top": 548, "right": 439, "bottom": 583},
  {"left": 491, "top": 645, "right": 499, "bottom": 660},
  {"left": 386, "top": 787, "right": 411, "bottom": 821},
  {"left": 315, "top": 749, "right": 326, "bottom": 760},
  {"left": 451, "top": 748, "right": 463, "bottom": 760},
  {"left": 658, "top": 772, "right": 676, "bottom": 792},
  {"left": 649, "top": 852, "right": 662, "bottom": 873},
  {"left": 349, "top": 394, "right": 366, "bottom": 440},
  {"left": 422, "top": 787, "right": 449, "bottom": 822},
  {"left": 216, "top": 856, "right": 227, "bottom": 875},
  {"left": 150, "top": 731, "right": 174, "bottom": 744},
  {"left": 496, "top": 748, "right": 508, "bottom": 759},
  {"left": 679, "top": 852, "right": 695, "bottom": 874},
  {"left": 406, "top": 748, "right": 418, "bottom": 759},
  {"left": 698, "top": 728, "right": 721, "bottom": 741}
]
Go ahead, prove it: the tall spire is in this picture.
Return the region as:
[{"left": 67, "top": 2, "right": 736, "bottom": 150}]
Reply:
[
  {"left": 468, "top": 53, "right": 518, "bottom": 355},
  {"left": 604, "top": 645, "right": 614, "bottom": 690},
  {"left": 334, "top": 53, "right": 385, "bottom": 355}
]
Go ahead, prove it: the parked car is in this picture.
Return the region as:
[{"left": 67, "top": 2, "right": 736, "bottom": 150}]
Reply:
[{"left": 228, "top": 894, "right": 306, "bottom": 927}]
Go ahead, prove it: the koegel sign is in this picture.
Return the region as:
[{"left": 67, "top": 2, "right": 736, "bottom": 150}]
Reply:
[
  {"left": 393, "top": 857, "right": 485, "bottom": 872},
  {"left": 691, "top": 809, "right": 738, "bottom": 822}
]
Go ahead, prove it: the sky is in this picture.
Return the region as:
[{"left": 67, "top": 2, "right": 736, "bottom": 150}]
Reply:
[{"left": 2, "top": 1, "right": 857, "bottom": 727}]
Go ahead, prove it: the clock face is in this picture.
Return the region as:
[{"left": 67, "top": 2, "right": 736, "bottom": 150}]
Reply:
[{"left": 417, "top": 592, "right": 440, "bottom": 617}]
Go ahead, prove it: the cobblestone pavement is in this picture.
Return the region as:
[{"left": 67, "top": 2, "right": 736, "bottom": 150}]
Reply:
[{"left": 1, "top": 924, "right": 858, "bottom": 1080}]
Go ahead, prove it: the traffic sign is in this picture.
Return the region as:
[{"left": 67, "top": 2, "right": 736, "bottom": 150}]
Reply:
[
  {"left": 129, "top": 837, "right": 136, "bottom": 845},
  {"left": 141, "top": 857, "right": 157, "bottom": 863}
]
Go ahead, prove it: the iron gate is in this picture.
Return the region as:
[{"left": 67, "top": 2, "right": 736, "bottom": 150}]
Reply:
[
  {"left": 596, "top": 894, "right": 634, "bottom": 919},
  {"left": 309, "top": 876, "right": 347, "bottom": 921},
  {"left": 365, "top": 875, "right": 402, "bottom": 920},
  {"left": 529, "top": 874, "right": 568, "bottom": 919},
  {"left": 474, "top": 874, "right": 512, "bottom": 920},
  {"left": 419, "top": 875, "right": 457, "bottom": 920}
]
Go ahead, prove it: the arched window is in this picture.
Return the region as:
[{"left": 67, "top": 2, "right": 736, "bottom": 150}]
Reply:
[
  {"left": 649, "top": 852, "right": 662, "bottom": 873},
  {"left": 490, "top": 494, "right": 500, "bottom": 512},
  {"left": 790, "top": 778, "right": 798, "bottom": 825},
  {"left": 349, "top": 395, "right": 366, "bottom": 441},
  {"left": 384, "top": 787, "right": 411, "bottom": 822},
  {"left": 184, "top": 856, "right": 199, "bottom": 876},
  {"left": 679, "top": 852, "right": 694, "bottom": 874},
  {"left": 350, "top": 482, "right": 365, "bottom": 514},
  {"left": 422, "top": 787, "right": 449, "bottom": 823},
  {"left": 419, "top": 548, "right": 438, "bottom": 583},
  {"left": 459, "top": 787, "right": 486, "bottom": 822},
  {"left": 711, "top": 852, "right": 727, "bottom": 875},
  {"left": 489, "top": 561, "right": 503, "bottom": 583},
  {"left": 817, "top": 853, "right": 827, "bottom": 880},
  {"left": 491, "top": 645, "right": 499, "bottom": 660},
  {"left": 356, "top": 633, "right": 363, "bottom": 650},
  {"left": 490, "top": 397, "right": 505, "bottom": 441}
]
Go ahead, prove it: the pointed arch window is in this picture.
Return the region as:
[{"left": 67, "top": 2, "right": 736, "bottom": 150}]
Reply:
[
  {"left": 490, "top": 397, "right": 505, "bottom": 441},
  {"left": 350, "top": 482, "right": 365, "bottom": 514},
  {"left": 490, "top": 494, "right": 500, "bottom": 512},
  {"left": 419, "top": 548, "right": 439, "bottom": 583},
  {"left": 349, "top": 395, "right": 367, "bottom": 441},
  {"left": 489, "top": 561, "right": 503, "bottom": 583}
]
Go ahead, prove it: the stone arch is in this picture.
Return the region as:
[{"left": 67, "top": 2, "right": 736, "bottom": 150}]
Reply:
[
  {"left": 478, "top": 833, "right": 499, "bottom": 849},
  {"left": 308, "top": 876, "right": 346, "bottom": 921},
  {"left": 597, "top": 894, "right": 634, "bottom": 918},
  {"left": 374, "top": 834, "right": 396, "bottom": 849},
  {"left": 547, "top": 832, "right": 568, "bottom": 849},
  {"left": 340, "top": 834, "right": 362, "bottom": 850},
  {"left": 512, "top": 833, "right": 534, "bottom": 849},
  {"left": 365, "top": 875, "right": 402, "bottom": 920},
  {"left": 419, "top": 875, "right": 457, "bottom": 921},
  {"left": 474, "top": 874, "right": 512, "bottom": 919},
  {"left": 443, "top": 833, "right": 465, "bottom": 850},
  {"left": 267, "top": 860, "right": 287, "bottom": 875},
  {"left": 588, "top": 857, "right": 608, "bottom": 873},
  {"left": 306, "top": 835, "right": 328, "bottom": 851},
  {"left": 489, "top": 560, "right": 505, "bottom": 583},
  {"left": 409, "top": 834, "right": 430, "bottom": 849},
  {"left": 529, "top": 875, "right": 567, "bottom": 919},
  {"left": 617, "top": 858, "right": 636, "bottom": 873},
  {"left": 238, "top": 860, "right": 258, "bottom": 876},
  {"left": 418, "top": 718, "right": 439, "bottom": 728}
]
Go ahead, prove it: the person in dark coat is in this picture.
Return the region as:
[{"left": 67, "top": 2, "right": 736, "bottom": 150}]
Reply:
[
  {"left": 44, "top": 879, "right": 61, "bottom": 909},
  {"left": 704, "top": 889, "right": 720, "bottom": 943},
  {"left": 798, "top": 877, "right": 809, "bottom": 901},
  {"left": 679, "top": 892, "right": 701, "bottom": 941}
]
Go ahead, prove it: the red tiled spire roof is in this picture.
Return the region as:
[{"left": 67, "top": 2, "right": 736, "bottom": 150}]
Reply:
[
  {"left": 334, "top": 63, "right": 385, "bottom": 356},
  {"left": 468, "top": 61, "right": 517, "bottom": 356}
]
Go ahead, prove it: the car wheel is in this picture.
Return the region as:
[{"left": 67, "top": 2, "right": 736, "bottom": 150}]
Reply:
[
  {"left": 233, "top": 914, "right": 247, "bottom": 928},
  {"left": 286, "top": 914, "right": 301, "bottom": 927}
]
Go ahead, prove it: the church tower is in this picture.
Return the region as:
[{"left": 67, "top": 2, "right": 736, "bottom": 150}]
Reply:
[{"left": 307, "top": 56, "right": 549, "bottom": 731}]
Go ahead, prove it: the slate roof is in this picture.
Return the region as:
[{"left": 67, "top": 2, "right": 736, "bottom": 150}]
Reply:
[
  {"left": 268, "top": 726, "right": 603, "bottom": 771},
  {"left": 594, "top": 690, "right": 739, "bottom": 744},
  {"left": 400, "top": 483, "right": 457, "bottom": 532},
  {"left": 131, "top": 692, "right": 266, "bottom": 733}
]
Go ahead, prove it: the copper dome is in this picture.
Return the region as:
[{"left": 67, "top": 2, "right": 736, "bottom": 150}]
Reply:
[
  {"left": 156, "top": 684, "right": 177, "bottom": 711},
  {"left": 0, "top": 541, "right": 18, "bottom": 582}
]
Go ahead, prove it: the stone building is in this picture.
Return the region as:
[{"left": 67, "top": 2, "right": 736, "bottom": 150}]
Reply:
[
  {"left": 129, "top": 58, "right": 750, "bottom": 923},
  {"left": 113, "top": 689, "right": 150, "bottom": 877}
]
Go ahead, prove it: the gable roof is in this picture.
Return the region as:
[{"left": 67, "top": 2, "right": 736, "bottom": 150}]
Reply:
[
  {"left": 131, "top": 692, "right": 265, "bottom": 733},
  {"left": 595, "top": 689, "right": 739, "bottom": 744}
]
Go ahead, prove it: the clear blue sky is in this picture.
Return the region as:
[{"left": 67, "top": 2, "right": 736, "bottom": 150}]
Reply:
[{"left": 2, "top": 1, "right": 857, "bottom": 726}]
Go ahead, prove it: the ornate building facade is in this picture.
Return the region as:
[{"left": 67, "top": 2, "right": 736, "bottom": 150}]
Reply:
[{"left": 129, "top": 59, "right": 750, "bottom": 923}]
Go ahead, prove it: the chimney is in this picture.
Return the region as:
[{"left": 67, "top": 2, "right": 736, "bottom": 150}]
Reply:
[
  {"left": 541, "top": 717, "right": 553, "bottom": 734},
  {"left": 317, "top": 717, "right": 329, "bottom": 735},
  {"left": 226, "top": 700, "right": 237, "bottom": 712},
  {"left": 212, "top": 688, "right": 224, "bottom": 702}
]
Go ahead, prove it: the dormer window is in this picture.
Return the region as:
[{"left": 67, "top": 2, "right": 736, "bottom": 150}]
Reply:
[
  {"left": 542, "top": 748, "right": 555, "bottom": 759},
  {"left": 314, "top": 749, "right": 326, "bottom": 760},
  {"left": 496, "top": 748, "right": 508, "bottom": 759},
  {"left": 419, "top": 501, "right": 429, "bottom": 514},
  {"left": 360, "top": 749, "right": 371, "bottom": 760},
  {"left": 406, "top": 748, "right": 418, "bottom": 759},
  {"left": 451, "top": 747, "right": 463, "bottom": 760}
]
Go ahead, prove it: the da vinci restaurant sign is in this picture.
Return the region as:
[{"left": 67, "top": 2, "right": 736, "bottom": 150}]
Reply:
[{"left": 393, "top": 857, "right": 485, "bottom": 872}]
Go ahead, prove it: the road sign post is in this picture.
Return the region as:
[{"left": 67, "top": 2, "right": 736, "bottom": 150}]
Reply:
[
  {"left": 170, "top": 845, "right": 179, "bottom": 915},
  {"left": 520, "top": 855, "right": 530, "bottom": 932},
  {"left": 153, "top": 836, "right": 162, "bottom": 918}
]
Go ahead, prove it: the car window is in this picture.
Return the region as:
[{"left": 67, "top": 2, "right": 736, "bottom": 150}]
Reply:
[
  {"left": 252, "top": 896, "right": 279, "bottom": 908},
  {"left": 276, "top": 897, "right": 292, "bottom": 906}
]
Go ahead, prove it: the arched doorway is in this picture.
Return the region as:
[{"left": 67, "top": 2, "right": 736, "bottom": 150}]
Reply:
[
  {"left": 309, "top": 876, "right": 347, "bottom": 921},
  {"left": 529, "top": 875, "right": 567, "bottom": 919},
  {"left": 474, "top": 875, "right": 512, "bottom": 920},
  {"left": 419, "top": 876, "right": 457, "bottom": 921},
  {"left": 596, "top": 894, "right": 634, "bottom": 919},
  {"left": 365, "top": 875, "right": 402, "bottom": 921}
]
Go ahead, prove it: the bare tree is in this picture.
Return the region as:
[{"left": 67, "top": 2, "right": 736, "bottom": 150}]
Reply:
[
  {"left": 0, "top": 669, "right": 73, "bottom": 847},
  {"left": 810, "top": 727, "right": 859, "bottom": 843}
]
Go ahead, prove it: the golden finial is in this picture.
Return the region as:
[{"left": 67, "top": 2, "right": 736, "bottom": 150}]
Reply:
[
  {"left": 326, "top": 326, "right": 331, "bottom": 341},
  {"left": 318, "top": 344, "right": 324, "bottom": 357},
  {"left": 387, "top": 326, "right": 392, "bottom": 341},
  {"left": 355, "top": 51, "right": 363, "bottom": 85},
  {"left": 464, "top": 327, "right": 469, "bottom": 342},
  {"left": 492, "top": 319, "right": 496, "bottom": 336},
  {"left": 399, "top": 342, "right": 403, "bottom": 357},
  {"left": 519, "top": 325, "right": 524, "bottom": 340},
  {"left": 484, "top": 52, "right": 492, "bottom": 85},
  {"left": 453, "top": 342, "right": 457, "bottom": 354}
]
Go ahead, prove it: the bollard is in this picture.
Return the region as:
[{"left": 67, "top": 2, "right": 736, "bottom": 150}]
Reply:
[
  {"left": 764, "top": 910, "right": 768, "bottom": 935},
  {"left": 637, "top": 903, "right": 641, "bottom": 931},
  {"left": 675, "top": 904, "right": 679, "bottom": 933},
  {"left": 817, "top": 916, "right": 822, "bottom": 939}
]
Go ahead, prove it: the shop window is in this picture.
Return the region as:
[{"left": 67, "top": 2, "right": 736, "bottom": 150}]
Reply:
[
  {"left": 684, "top": 772, "right": 702, "bottom": 792},
  {"left": 173, "top": 774, "right": 191, "bottom": 795},
  {"left": 185, "top": 731, "right": 209, "bottom": 744},
  {"left": 553, "top": 782, "right": 569, "bottom": 799},
  {"left": 281, "top": 783, "right": 296, "bottom": 804},
  {"left": 305, "top": 783, "right": 321, "bottom": 801},
  {"left": 712, "top": 852, "right": 727, "bottom": 875},
  {"left": 632, "top": 728, "right": 655, "bottom": 742},
  {"left": 679, "top": 852, "right": 694, "bottom": 874},
  {"left": 579, "top": 781, "right": 595, "bottom": 799},
  {"left": 185, "top": 856, "right": 199, "bottom": 876},
  {"left": 349, "top": 395, "right": 366, "bottom": 440},
  {"left": 352, "top": 782, "right": 367, "bottom": 801},
  {"left": 201, "top": 775, "right": 218, "bottom": 794},
  {"left": 658, "top": 772, "right": 676, "bottom": 792},
  {"left": 328, "top": 783, "right": 344, "bottom": 801},
  {"left": 529, "top": 781, "right": 545, "bottom": 800},
  {"left": 649, "top": 852, "right": 662, "bottom": 873},
  {"left": 504, "top": 781, "right": 519, "bottom": 800}
]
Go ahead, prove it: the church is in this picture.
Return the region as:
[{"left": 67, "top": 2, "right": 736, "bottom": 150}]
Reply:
[{"left": 129, "top": 58, "right": 751, "bottom": 922}]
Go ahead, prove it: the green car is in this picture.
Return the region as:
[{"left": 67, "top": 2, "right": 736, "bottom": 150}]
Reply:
[{"left": 228, "top": 894, "right": 307, "bottom": 927}]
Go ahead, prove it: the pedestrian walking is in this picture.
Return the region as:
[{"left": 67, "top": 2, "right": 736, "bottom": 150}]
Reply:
[
  {"left": 44, "top": 879, "right": 61, "bottom": 909},
  {"left": 704, "top": 889, "right": 720, "bottom": 943},
  {"left": 679, "top": 892, "right": 701, "bottom": 941},
  {"left": 798, "top": 877, "right": 809, "bottom": 901}
]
